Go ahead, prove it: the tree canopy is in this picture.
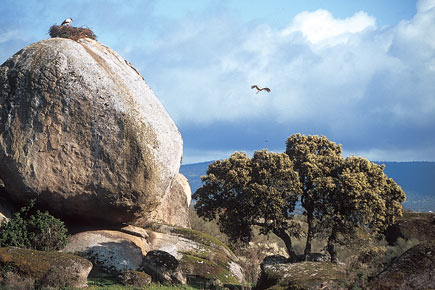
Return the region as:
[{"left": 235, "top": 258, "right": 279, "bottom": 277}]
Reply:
[
  {"left": 285, "top": 133, "right": 344, "bottom": 259},
  {"left": 193, "top": 150, "right": 302, "bottom": 260},
  {"left": 194, "top": 134, "right": 406, "bottom": 262},
  {"left": 312, "top": 156, "right": 406, "bottom": 261}
]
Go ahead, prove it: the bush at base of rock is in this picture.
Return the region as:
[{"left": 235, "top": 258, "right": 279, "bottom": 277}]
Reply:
[
  {"left": 0, "top": 201, "right": 69, "bottom": 251},
  {"left": 118, "top": 270, "right": 152, "bottom": 287}
]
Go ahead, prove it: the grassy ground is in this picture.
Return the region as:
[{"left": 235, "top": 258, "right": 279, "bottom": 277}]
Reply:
[
  {"left": 86, "top": 276, "right": 198, "bottom": 290},
  {"left": 86, "top": 284, "right": 198, "bottom": 290}
]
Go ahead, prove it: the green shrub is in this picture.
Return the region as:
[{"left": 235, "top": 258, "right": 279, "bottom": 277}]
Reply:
[{"left": 0, "top": 200, "right": 69, "bottom": 251}]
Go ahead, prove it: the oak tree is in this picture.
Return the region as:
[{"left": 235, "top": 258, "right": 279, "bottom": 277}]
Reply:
[
  {"left": 195, "top": 134, "right": 406, "bottom": 264},
  {"left": 193, "top": 150, "right": 302, "bottom": 261},
  {"left": 285, "top": 133, "right": 343, "bottom": 260},
  {"left": 285, "top": 134, "right": 405, "bottom": 262},
  {"left": 315, "top": 156, "right": 406, "bottom": 262}
]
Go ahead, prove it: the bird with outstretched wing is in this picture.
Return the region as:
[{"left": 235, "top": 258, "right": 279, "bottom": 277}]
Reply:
[{"left": 251, "top": 85, "right": 271, "bottom": 94}]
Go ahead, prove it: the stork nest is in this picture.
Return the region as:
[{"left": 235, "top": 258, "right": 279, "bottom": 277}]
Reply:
[{"left": 49, "top": 25, "right": 97, "bottom": 41}]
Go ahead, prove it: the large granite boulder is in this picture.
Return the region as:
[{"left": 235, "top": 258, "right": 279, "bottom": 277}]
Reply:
[
  {"left": 0, "top": 247, "right": 92, "bottom": 288},
  {"left": 0, "top": 37, "right": 183, "bottom": 226},
  {"left": 153, "top": 173, "right": 192, "bottom": 228}
]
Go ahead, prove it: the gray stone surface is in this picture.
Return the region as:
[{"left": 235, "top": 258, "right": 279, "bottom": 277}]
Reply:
[
  {"left": 141, "top": 250, "right": 186, "bottom": 284},
  {"left": 0, "top": 247, "right": 92, "bottom": 288},
  {"left": 62, "top": 230, "right": 148, "bottom": 273},
  {"left": 63, "top": 224, "right": 245, "bottom": 284},
  {"left": 0, "top": 38, "right": 183, "bottom": 225},
  {"left": 153, "top": 173, "right": 192, "bottom": 228}
]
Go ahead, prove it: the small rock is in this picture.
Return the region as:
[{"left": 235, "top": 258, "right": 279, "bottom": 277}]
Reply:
[
  {"left": 120, "top": 225, "right": 149, "bottom": 239},
  {"left": 118, "top": 270, "right": 152, "bottom": 287},
  {"left": 141, "top": 250, "right": 186, "bottom": 284}
]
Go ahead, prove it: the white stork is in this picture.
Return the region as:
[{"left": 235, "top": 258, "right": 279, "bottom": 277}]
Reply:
[
  {"left": 251, "top": 85, "right": 271, "bottom": 94},
  {"left": 61, "top": 18, "right": 73, "bottom": 26}
]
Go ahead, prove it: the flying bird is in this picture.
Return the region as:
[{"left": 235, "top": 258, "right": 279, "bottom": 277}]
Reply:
[
  {"left": 61, "top": 18, "right": 73, "bottom": 26},
  {"left": 251, "top": 85, "right": 271, "bottom": 94}
]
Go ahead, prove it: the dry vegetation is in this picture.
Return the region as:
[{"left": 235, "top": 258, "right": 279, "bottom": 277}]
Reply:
[
  {"left": 49, "top": 25, "right": 96, "bottom": 41},
  {"left": 189, "top": 207, "right": 425, "bottom": 288}
]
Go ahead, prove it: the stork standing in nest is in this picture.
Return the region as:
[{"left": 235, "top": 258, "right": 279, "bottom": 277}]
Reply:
[
  {"left": 251, "top": 85, "right": 271, "bottom": 94},
  {"left": 61, "top": 18, "right": 73, "bottom": 26}
]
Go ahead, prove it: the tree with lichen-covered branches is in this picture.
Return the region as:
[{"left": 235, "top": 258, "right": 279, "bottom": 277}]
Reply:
[{"left": 193, "top": 150, "right": 302, "bottom": 261}]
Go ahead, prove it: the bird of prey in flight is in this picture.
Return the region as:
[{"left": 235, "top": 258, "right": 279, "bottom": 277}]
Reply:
[
  {"left": 251, "top": 85, "right": 271, "bottom": 94},
  {"left": 61, "top": 18, "right": 73, "bottom": 26}
]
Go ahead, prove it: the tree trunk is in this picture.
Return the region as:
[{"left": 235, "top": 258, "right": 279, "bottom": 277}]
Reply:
[
  {"left": 304, "top": 210, "right": 314, "bottom": 261},
  {"left": 327, "top": 227, "right": 338, "bottom": 263},
  {"left": 274, "top": 229, "right": 297, "bottom": 262}
]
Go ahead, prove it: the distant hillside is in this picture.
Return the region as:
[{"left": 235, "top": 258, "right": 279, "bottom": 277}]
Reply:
[
  {"left": 181, "top": 161, "right": 435, "bottom": 212},
  {"left": 375, "top": 161, "right": 435, "bottom": 212},
  {"left": 180, "top": 161, "right": 212, "bottom": 194}
]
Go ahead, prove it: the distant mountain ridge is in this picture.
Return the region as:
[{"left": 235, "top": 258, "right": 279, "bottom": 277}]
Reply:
[{"left": 181, "top": 161, "right": 435, "bottom": 212}]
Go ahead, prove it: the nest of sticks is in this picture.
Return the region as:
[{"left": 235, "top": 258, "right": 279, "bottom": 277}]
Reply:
[{"left": 49, "top": 25, "right": 97, "bottom": 41}]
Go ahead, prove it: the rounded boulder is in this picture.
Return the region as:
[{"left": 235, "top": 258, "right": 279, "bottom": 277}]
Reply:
[{"left": 0, "top": 38, "right": 183, "bottom": 225}]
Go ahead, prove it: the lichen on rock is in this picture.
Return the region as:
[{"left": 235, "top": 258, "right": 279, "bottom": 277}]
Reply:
[{"left": 0, "top": 247, "right": 92, "bottom": 288}]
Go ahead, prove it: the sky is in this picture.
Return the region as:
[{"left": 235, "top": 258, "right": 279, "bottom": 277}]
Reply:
[{"left": 1, "top": 0, "right": 434, "bottom": 164}]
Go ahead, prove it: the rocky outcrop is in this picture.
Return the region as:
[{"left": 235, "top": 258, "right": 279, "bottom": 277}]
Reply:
[
  {"left": 62, "top": 230, "right": 147, "bottom": 273},
  {"left": 63, "top": 224, "right": 244, "bottom": 286},
  {"left": 150, "top": 224, "right": 244, "bottom": 286},
  {"left": 384, "top": 211, "right": 435, "bottom": 245},
  {"left": 152, "top": 173, "right": 192, "bottom": 228},
  {"left": 369, "top": 242, "right": 435, "bottom": 290},
  {"left": 255, "top": 256, "right": 346, "bottom": 290},
  {"left": 0, "top": 247, "right": 92, "bottom": 288},
  {"left": 0, "top": 37, "right": 183, "bottom": 226}
]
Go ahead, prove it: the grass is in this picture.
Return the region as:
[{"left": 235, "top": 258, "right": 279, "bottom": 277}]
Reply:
[
  {"left": 86, "top": 275, "right": 198, "bottom": 290},
  {"left": 85, "top": 282, "right": 198, "bottom": 290}
]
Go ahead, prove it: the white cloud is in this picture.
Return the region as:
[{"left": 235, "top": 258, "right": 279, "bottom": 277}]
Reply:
[
  {"left": 417, "top": 0, "right": 435, "bottom": 12},
  {"left": 137, "top": 3, "right": 435, "bottom": 161},
  {"left": 282, "top": 10, "right": 376, "bottom": 45},
  {"left": 145, "top": 4, "right": 434, "bottom": 133},
  {"left": 2, "top": 1, "right": 432, "bottom": 161}
]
